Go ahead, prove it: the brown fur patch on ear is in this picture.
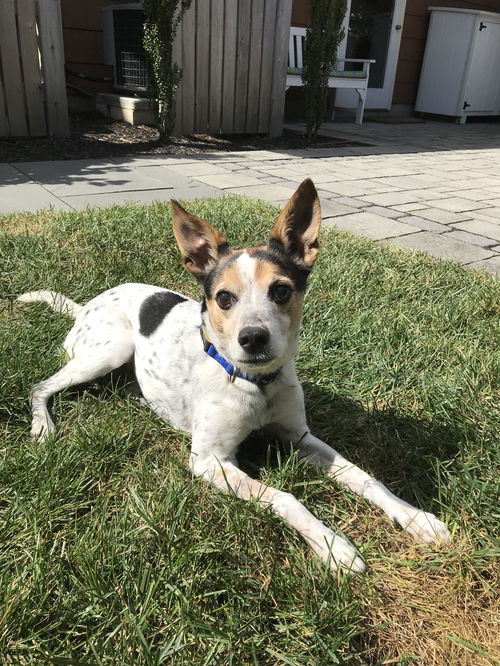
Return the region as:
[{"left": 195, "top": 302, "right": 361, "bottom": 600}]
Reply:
[
  {"left": 171, "top": 200, "right": 228, "bottom": 278},
  {"left": 270, "top": 179, "right": 321, "bottom": 269}
]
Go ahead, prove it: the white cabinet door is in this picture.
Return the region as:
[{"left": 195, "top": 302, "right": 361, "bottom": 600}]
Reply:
[{"left": 465, "top": 21, "right": 500, "bottom": 112}]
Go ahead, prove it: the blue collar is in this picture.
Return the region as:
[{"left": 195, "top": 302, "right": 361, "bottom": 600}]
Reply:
[{"left": 200, "top": 326, "right": 281, "bottom": 387}]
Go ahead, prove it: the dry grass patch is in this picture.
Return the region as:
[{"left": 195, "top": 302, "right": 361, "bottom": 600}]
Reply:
[
  {"left": 363, "top": 537, "right": 499, "bottom": 665},
  {"left": 0, "top": 210, "right": 58, "bottom": 236}
]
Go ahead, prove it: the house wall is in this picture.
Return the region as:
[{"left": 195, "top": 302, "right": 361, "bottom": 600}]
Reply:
[
  {"left": 61, "top": 0, "right": 113, "bottom": 97},
  {"left": 291, "top": 0, "right": 309, "bottom": 26},
  {"left": 291, "top": 0, "right": 500, "bottom": 107}
]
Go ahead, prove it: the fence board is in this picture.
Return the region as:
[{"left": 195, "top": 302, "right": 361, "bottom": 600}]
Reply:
[
  {"left": 221, "top": 0, "right": 237, "bottom": 133},
  {"left": 181, "top": 2, "right": 196, "bottom": 134},
  {"left": 195, "top": 0, "right": 210, "bottom": 132},
  {"left": 176, "top": 0, "right": 289, "bottom": 137},
  {"left": 246, "top": 0, "right": 265, "bottom": 133},
  {"left": 233, "top": 1, "right": 251, "bottom": 134},
  {"left": 17, "top": 0, "right": 46, "bottom": 136},
  {"left": 172, "top": 23, "right": 183, "bottom": 137},
  {"left": 208, "top": 0, "right": 224, "bottom": 134},
  {"left": 258, "top": 0, "right": 278, "bottom": 133},
  {"left": 37, "top": 0, "right": 69, "bottom": 137},
  {"left": 0, "top": 80, "right": 9, "bottom": 136},
  {"left": 269, "top": 0, "right": 292, "bottom": 137},
  {"left": 0, "top": 0, "right": 28, "bottom": 136}
]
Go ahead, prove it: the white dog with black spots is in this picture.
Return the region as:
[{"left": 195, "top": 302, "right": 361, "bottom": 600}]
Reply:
[{"left": 18, "top": 179, "right": 451, "bottom": 573}]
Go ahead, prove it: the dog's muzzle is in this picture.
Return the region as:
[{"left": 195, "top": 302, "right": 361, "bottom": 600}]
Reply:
[{"left": 238, "top": 326, "right": 270, "bottom": 356}]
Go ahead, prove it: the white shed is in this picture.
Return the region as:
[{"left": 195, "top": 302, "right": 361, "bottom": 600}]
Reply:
[{"left": 415, "top": 7, "right": 500, "bottom": 124}]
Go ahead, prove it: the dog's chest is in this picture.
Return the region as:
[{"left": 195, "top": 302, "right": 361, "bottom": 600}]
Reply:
[
  {"left": 131, "top": 295, "right": 296, "bottom": 440},
  {"left": 136, "top": 351, "right": 279, "bottom": 436},
  {"left": 135, "top": 353, "right": 286, "bottom": 441}
]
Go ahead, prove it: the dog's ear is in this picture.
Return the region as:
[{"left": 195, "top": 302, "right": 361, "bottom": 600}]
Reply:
[
  {"left": 171, "top": 200, "right": 229, "bottom": 278},
  {"left": 270, "top": 178, "right": 321, "bottom": 269}
]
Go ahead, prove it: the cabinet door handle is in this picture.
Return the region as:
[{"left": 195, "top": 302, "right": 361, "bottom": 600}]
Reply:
[{"left": 479, "top": 22, "right": 487, "bottom": 31}]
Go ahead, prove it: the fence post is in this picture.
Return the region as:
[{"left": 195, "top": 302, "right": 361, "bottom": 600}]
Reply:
[{"left": 0, "top": 0, "right": 29, "bottom": 135}]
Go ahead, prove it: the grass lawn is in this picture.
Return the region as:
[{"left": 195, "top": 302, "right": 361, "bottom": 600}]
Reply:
[{"left": 1, "top": 197, "right": 499, "bottom": 665}]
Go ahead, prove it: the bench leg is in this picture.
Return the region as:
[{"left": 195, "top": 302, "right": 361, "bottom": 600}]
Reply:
[{"left": 355, "top": 88, "right": 366, "bottom": 125}]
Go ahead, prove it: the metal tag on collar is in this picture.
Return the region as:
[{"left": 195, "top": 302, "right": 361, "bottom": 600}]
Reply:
[{"left": 229, "top": 367, "right": 238, "bottom": 383}]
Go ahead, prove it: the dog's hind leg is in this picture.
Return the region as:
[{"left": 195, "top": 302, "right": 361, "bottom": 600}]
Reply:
[{"left": 30, "top": 328, "right": 134, "bottom": 442}]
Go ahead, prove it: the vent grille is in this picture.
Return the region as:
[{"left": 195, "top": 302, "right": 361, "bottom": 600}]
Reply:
[{"left": 113, "top": 9, "right": 148, "bottom": 90}]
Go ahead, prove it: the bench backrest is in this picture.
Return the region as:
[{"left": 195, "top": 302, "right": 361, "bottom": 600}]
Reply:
[{"left": 289, "top": 26, "right": 307, "bottom": 70}]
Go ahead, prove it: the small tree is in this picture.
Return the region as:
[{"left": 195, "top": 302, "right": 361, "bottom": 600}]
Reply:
[
  {"left": 142, "top": 0, "right": 192, "bottom": 141},
  {"left": 302, "top": 0, "right": 347, "bottom": 140}
]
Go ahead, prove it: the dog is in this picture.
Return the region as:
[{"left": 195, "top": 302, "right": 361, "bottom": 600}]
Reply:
[{"left": 18, "top": 179, "right": 451, "bottom": 573}]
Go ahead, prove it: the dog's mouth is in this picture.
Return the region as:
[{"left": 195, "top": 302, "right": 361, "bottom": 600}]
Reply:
[{"left": 238, "top": 354, "right": 276, "bottom": 371}]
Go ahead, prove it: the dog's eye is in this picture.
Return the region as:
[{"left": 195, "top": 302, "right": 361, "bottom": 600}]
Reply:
[
  {"left": 271, "top": 284, "right": 292, "bottom": 304},
  {"left": 215, "top": 290, "right": 234, "bottom": 310}
]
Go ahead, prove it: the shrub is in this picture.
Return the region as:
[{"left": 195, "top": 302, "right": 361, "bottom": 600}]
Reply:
[
  {"left": 302, "top": 0, "right": 347, "bottom": 139},
  {"left": 142, "top": 0, "right": 192, "bottom": 140}
]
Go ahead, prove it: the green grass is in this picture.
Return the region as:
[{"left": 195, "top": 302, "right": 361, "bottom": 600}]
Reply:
[{"left": 1, "top": 197, "right": 499, "bottom": 665}]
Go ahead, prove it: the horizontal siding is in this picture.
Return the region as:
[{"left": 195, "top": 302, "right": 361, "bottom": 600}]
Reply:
[
  {"left": 61, "top": 0, "right": 103, "bottom": 31},
  {"left": 61, "top": 0, "right": 112, "bottom": 95},
  {"left": 64, "top": 27, "right": 105, "bottom": 64},
  {"left": 291, "top": 0, "right": 309, "bottom": 26}
]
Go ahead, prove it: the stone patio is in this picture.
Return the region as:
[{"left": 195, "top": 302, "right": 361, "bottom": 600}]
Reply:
[{"left": 1, "top": 119, "right": 500, "bottom": 275}]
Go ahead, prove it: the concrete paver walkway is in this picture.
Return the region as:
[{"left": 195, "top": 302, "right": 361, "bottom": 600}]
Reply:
[{"left": 1, "top": 119, "right": 500, "bottom": 275}]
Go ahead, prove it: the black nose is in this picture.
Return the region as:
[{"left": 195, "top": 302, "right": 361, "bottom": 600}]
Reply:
[{"left": 238, "top": 326, "right": 270, "bottom": 354}]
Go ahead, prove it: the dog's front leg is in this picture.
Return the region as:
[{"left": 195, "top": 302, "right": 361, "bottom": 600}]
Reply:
[
  {"left": 189, "top": 446, "right": 365, "bottom": 574},
  {"left": 272, "top": 420, "right": 451, "bottom": 545}
]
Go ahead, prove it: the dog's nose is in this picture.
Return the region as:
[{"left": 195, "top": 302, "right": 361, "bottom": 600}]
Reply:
[{"left": 238, "top": 326, "right": 270, "bottom": 354}]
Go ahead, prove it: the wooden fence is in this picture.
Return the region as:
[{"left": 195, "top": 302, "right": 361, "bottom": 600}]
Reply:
[
  {"left": 0, "top": 0, "right": 69, "bottom": 137},
  {"left": 173, "top": 0, "right": 292, "bottom": 137}
]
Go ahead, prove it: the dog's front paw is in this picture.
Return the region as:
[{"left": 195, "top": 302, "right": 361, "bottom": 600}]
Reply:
[
  {"left": 329, "top": 535, "right": 366, "bottom": 574},
  {"left": 310, "top": 530, "right": 365, "bottom": 574},
  {"left": 392, "top": 506, "right": 451, "bottom": 544},
  {"left": 30, "top": 416, "right": 55, "bottom": 442}
]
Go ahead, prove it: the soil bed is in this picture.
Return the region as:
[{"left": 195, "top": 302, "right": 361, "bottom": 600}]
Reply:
[{"left": 0, "top": 111, "right": 370, "bottom": 162}]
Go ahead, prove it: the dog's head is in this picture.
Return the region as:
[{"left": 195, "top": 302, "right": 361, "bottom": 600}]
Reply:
[{"left": 171, "top": 179, "right": 321, "bottom": 373}]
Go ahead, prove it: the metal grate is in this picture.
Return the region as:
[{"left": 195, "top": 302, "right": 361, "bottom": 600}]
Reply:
[{"left": 113, "top": 9, "right": 148, "bottom": 90}]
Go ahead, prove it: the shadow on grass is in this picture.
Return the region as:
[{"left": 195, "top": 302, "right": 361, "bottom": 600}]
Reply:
[
  {"left": 238, "top": 381, "right": 461, "bottom": 511},
  {"left": 46, "top": 367, "right": 460, "bottom": 512}
]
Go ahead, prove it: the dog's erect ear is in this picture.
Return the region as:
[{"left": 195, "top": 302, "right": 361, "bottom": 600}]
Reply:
[
  {"left": 171, "top": 200, "right": 228, "bottom": 278},
  {"left": 270, "top": 178, "right": 321, "bottom": 269}
]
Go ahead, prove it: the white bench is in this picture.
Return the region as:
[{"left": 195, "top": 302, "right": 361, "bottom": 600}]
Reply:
[{"left": 287, "top": 26, "right": 375, "bottom": 125}]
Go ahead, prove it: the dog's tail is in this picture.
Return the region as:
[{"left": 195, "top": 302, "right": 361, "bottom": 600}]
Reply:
[{"left": 17, "top": 290, "right": 83, "bottom": 317}]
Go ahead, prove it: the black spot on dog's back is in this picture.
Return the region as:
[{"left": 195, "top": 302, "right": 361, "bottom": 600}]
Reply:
[{"left": 139, "top": 291, "right": 187, "bottom": 337}]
